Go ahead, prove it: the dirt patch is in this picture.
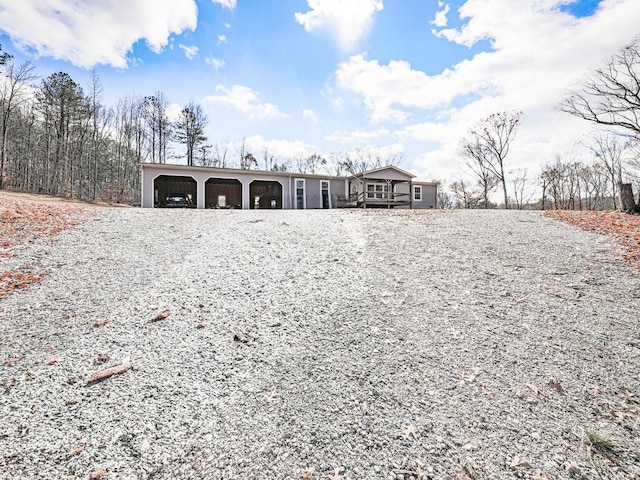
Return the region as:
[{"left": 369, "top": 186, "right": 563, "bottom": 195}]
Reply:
[
  {"left": 544, "top": 210, "right": 640, "bottom": 269},
  {"left": 1, "top": 192, "right": 96, "bottom": 300}
]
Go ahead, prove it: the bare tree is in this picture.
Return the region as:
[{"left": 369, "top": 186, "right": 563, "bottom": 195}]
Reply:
[
  {"left": 436, "top": 179, "right": 453, "bottom": 209},
  {"left": 0, "top": 44, "right": 11, "bottom": 65},
  {"left": 450, "top": 179, "right": 482, "bottom": 209},
  {"left": 212, "top": 139, "right": 230, "bottom": 168},
  {"left": 0, "top": 60, "right": 37, "bottom": 189},
  {"left": 294, "top": 153, "right": 327, "bottom": 174},
  {"left": 559, "top": 37, "right": 640, "bottom": 212},
  {"left": 339, "top": 147, "right": 403, "bottom": 176},
  {"left": 460, "top": 136, "right": 499, "bottom": 208},
  {"left": 174, "top": 101, "right": 208, "bottom": 167},
  {"left": 236, "top": 137, "right": 257, "bottom": 169},
  {"left": 586, "top": 133, "right": 625, "bottom": 209},
  {"left": 324, "top": 153, "right": 348, "bottom": 176},
  {"left": 510, "top": 168, "right": 534, "bottom": 209},
  {"left": 461, "top": 111, "right": 522, "bottom": 208},
  {"left": 143, "top": 93, "right": 171, "bottom": 164},
  {"left": 559, "top": 37, "right": 640, "bottom": 137}
]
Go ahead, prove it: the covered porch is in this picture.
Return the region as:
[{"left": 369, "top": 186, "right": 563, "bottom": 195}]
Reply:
[{"left": 348, "top": 166, "right": 416, "bottom": 209}]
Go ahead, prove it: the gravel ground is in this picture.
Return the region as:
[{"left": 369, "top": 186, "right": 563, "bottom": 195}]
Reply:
[{"left": 1, "top": 208, "right": 639, "bottom": 480}]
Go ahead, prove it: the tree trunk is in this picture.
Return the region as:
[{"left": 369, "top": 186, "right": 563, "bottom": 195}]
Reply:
[{"left": 619, "top": 183, "right": 639, "bottom": 214}]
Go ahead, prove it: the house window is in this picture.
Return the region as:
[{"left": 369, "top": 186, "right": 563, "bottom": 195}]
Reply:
[
  {"left": 295, "top": 179, "right": 305, "bottom": 209},
  {"left": 413, "top": 185, "right": 422, "bottom": 201},
  {"left": 366, "top": 183, "right": 388, "bottom": 199}
]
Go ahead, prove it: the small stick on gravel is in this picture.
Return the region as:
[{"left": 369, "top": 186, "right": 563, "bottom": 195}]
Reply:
[
  {"left": 93, "top": 318, "right": 114, "bottom": 328},
  {"left": 148, "top": 309, "right": 171, "bottom": 323},
  {"left": 89, "top": 469, "right": 108, "bottom": 480},
  {"left": 87, "top": 363, "right": 132, "bottom": 385}
]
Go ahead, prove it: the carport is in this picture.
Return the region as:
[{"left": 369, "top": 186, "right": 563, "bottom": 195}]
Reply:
[
  {"left": 249, "top": 180, "right": 282, "bottom": 209},
  {"left": 154, "top": 175, "right": 197, "bottom": 208},
  {"left": 205, "top": 178, "right": 242, "bottom": 209}
]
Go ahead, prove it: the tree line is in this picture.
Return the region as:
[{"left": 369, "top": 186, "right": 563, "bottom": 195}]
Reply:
[
  {"left": 0, "top": 59, "right": 213, "bottom": 203},
  {"left": 2, "top": 36, "right": 639, "bottom": 209},
  {"left": 0, "top": 51, "right": 403, "bottom": 203},
  {"left": 442, "top": 36, "right": 640, "bottom": 213}
]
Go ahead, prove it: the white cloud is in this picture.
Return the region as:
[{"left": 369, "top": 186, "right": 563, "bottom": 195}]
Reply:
[
  {"left": 0, "top": 0, "right": 197, "bottom": 68},
  {"left": 205, "top": 56, "right": 225, "bottom": 70},
  {"left": 217, "top": 34, "right": 228, "bottom": 44},
  {"left": 303, "top": 109, "right": 318, "bottom": 122},
  {"left": 335, "top": 53, "right": 494, "bottom": 123},
  {"left": 204, "top": 85, "right": 289, "bottom": 120},
  {"left": 334, "top": 0, "right": 640, "bottom": 182},
  {"left": 212, "top": 0, "right": 236, "bottom": 10},
  {"left": 243, "top": 135, "right": 315, "bottom": 159},
  {"left": 294, "top": 0, "right": 384, "bottom": 51},
  {"left": 179, "top": 44, "right": 199, "bottom": 59},
  {"left": 166, "top": 102, "right": 184, "bottom": 122},
  {"left": 325, "top": 127, "right": 391, "bottom": 144},
  {"left": 431, "top": 2, "right": 450, "bottom": 27}
]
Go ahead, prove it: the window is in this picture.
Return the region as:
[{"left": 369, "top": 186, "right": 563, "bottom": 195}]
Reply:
[
  {"left": 295, "top": 178, "right": 305, "bottom": 209},
  {"left": 413, "top": 185, "right": 422, "bottom": 201},
  {"left": 366, "top": 183, "right": 388, "bottom": 199}
]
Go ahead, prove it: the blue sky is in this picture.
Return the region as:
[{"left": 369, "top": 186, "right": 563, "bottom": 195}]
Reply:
[{"left": 0, "top": 0, "right": 639, "bottom": 185}]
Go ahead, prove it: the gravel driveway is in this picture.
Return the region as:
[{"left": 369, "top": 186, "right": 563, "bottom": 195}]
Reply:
[{"left": 1, "top": 209, "right": 639, "bottom": 480}]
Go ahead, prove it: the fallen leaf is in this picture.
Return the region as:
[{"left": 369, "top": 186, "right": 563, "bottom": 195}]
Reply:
[
  {"left": 526, "top": 383, "right": 545, "bottom": 396},
  {"left": 402, "top": 424, "right": 418, "bottom": 440},
  {"left": 301, "top": 466, "right": 317, "bottom": 480},
  {"left": 510, "top": 456, "right": 532, "bottom": 470},
  {"left": 66, "top": 444, "right": 85, "bottom": 459},
  {"left": 327, "top": 467, "right": 343, "bottom": 480},
  {"left": 148, "top": 310, "right": 171, "bottom": 323},
  {"left": 48, "top": 357, "right": 58, "bottom": 366},
  {"left": 89, "top": 468, "right": 108, "bottom": 480},
  {"left": 233, "top": 332, "right": 249, "bottom": 343},
  {"left": 87, "top": 363, "right": 133, "bottom": 385},
  {"left": 548, "top": 379, "right": 563, "bottom": 393},
  {"left": 93, "top": 318, "right": 114, "bottom": 328},
  {"left": 3, "top": 357, "right": 20, "bottom": 367},
  {"left": 96, "top": 353, "right": 110, "bottom": 363},
  {"left": 477, "top": 383, "right": 494, "bottom": 399}
]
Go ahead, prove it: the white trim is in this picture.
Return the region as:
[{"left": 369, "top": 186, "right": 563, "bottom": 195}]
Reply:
[
  {"left": 320, "top": 180, "right": 331, "bottom": 209},
  {"left": 295, "top": 178, "right": 306, "bottom": 209},
  {"left": 413, "top": 185, "right": 422, "bottom": 202}
]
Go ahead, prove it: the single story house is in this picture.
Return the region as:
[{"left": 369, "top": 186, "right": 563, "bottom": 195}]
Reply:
[{"left": 140, "top": 163, "right": 438, "bottom": 209}]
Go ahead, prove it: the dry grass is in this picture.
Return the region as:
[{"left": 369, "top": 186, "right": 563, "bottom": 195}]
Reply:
[
  {"left": 544, "top": 210, "right": 640, "bottom": 269},
  {"left": 1, "top": 191, "right": 96, "bottom": 300}
]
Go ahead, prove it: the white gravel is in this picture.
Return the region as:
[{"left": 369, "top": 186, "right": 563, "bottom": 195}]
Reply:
[{"left": 1, "top": 208, "right": 639, "bottom": 480}]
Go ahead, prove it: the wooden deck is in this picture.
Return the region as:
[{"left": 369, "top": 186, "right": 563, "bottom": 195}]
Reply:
[{"left": 345, "top": 192, "right": 412, "bottom": 208}]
